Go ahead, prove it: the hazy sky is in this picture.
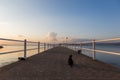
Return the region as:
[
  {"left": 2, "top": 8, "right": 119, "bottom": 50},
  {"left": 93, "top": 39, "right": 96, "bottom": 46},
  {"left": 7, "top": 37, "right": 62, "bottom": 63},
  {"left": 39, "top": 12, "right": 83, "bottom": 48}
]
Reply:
[{"left": 0, "top": 0, "right": 120, "bottom": 42}]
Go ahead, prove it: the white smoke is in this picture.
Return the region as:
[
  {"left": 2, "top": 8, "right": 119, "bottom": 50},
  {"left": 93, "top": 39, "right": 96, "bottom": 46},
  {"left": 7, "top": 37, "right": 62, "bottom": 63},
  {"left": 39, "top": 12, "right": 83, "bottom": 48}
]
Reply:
[
  {"left": 18, "top": 35, "right": 25, "bottom": 38},
  {"left": 46, "top": 32, "right": 57, "bottom": 42}
]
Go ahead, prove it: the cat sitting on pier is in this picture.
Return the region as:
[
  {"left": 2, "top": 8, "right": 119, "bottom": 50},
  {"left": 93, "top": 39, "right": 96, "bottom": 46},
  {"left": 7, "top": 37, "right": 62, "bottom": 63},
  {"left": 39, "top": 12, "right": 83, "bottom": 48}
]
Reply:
[{"left": 68, "top": 55, "right": 74, "bottom": 68}]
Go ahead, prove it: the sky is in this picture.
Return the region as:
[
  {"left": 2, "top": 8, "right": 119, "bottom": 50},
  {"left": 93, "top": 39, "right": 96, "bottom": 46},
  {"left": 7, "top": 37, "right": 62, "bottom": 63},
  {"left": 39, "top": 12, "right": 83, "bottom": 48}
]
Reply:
[{"left": 0, "top": 0, "right": 120, "bottom": 42}]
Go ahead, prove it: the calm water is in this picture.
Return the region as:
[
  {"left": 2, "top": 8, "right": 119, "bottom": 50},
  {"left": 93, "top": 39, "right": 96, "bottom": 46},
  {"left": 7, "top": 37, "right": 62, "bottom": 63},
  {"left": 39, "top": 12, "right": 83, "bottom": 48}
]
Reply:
[
  {"left": 68, "top": 45, "right": 120, "bottom": 68},
  {"left": 0, "top": 46, "right": 49, "bottom": 67},
  {"left": 1, "top": 45, "right": 120, "bottom": 68}
]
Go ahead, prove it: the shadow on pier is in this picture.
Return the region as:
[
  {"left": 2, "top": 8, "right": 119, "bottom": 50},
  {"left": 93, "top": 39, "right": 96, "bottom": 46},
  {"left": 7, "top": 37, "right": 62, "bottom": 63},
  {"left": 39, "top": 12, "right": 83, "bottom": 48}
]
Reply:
[{"left": 0, "top": 46, "right": 120, "bottom": 80}]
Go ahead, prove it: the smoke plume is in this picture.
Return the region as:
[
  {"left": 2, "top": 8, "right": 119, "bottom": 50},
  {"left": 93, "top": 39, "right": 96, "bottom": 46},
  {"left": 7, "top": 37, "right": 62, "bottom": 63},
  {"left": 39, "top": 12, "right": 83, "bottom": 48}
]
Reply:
[{"left": 46, "top": 32, "right": 57, "bottom": 42}]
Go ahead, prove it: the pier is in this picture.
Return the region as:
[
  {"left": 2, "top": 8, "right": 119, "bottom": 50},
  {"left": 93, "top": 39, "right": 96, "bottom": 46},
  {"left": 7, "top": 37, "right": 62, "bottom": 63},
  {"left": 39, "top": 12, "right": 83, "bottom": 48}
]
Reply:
[{"left": 0, "top": 46, "right": 120, "bottom": 80}]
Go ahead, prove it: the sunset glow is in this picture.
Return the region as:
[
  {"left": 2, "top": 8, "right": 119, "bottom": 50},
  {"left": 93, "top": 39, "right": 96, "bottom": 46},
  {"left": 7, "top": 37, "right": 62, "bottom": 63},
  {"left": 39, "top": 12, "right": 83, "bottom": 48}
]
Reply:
[{"left": 0, "top": 0, "right": 120, "bottom": 42}]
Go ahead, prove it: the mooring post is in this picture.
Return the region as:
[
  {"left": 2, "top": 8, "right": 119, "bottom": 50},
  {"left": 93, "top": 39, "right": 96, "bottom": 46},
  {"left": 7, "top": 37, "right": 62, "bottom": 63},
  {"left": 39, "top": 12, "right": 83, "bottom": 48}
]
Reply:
[
  {"left": 92, "top": 40, "right": 96, "bottom": 60},
  {"left": 24, "top": 39, "right": 27, "bottom": 59},
  {"left": 38, "top": 42, "right": 40, "bottom": 53}
]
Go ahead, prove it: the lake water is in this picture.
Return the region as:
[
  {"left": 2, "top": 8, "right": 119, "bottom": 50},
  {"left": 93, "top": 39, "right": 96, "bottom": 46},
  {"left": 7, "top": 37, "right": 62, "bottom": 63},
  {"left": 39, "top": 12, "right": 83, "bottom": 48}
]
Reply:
[
  {"left": 68, "top": 45, "right": 120, "bottom": 68},
  {"left": 0, "top": 45, "right": 120, "bottom": 68},
  {"left": 0, "top": 45, "right": 50, "bottom": 67}
]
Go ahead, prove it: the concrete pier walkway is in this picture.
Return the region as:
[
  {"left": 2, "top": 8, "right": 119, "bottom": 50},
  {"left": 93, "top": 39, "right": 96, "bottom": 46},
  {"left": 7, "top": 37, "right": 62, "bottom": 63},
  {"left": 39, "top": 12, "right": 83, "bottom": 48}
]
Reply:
[{"left": 0, "top": 46, "right": 120, "bottom": 80}]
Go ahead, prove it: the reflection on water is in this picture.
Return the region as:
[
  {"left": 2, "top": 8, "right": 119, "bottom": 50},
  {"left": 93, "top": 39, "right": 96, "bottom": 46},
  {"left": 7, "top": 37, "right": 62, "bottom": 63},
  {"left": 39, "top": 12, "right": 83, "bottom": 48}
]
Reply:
[
  {"left": 1, "top": 45, "right": 120, "bottom": 68},
  {"left": 0, "top": 46, "right": 46, "bottom": 67}
]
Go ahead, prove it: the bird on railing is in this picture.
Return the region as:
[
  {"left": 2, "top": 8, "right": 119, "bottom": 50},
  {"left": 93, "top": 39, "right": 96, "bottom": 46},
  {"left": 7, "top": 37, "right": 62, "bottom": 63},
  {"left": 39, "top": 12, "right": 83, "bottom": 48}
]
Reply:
[
  {"left": 18, "top": 57, "right": 26, "bottom": 60},
  {"left": 0, "top": 45, "right": 3, "bottom": 48}
]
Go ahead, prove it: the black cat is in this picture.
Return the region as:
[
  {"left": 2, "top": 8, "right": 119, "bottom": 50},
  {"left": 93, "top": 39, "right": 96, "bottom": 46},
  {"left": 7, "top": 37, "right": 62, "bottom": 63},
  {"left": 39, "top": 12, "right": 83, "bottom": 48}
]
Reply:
[{"left": 68, "top": 55, "right": 74, "bottom": 68}]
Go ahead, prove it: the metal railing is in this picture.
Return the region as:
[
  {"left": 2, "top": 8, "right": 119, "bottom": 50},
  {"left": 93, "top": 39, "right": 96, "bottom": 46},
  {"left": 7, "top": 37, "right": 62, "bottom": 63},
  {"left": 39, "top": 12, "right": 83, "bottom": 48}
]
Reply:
[
  {"left": 80, "top": 38, "right": 120, "bottom": 60},
  {"left": 63, "top": 38, "right": 120, "bottom": 60},
  {"left": 1, "top": 37, "right": 120, "bottom": 61},
  {"left": 0, "top": 38, "right": 54, "bottom": 60}
]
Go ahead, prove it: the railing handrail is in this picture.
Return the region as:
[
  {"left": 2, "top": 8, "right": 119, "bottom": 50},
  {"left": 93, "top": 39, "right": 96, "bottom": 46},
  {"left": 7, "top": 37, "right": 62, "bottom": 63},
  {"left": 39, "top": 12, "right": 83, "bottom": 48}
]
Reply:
[
  {"left": 81, "top": 38, "right": 120, "bottom": 44},
  {"left": 0, "top": 38, "right": 55, "bottom": 59},
  {"left": 82, "top": 48, "right": 120, "bottom": 56},
  {"left": 0, "top": 38, "right": 45, "bottom": 43},
  {"left": 0, "top": 48, "right": 38, "bottom": 55},
  {"left": 95, "top": 38, "right": 120, "bottom": 42},
  {"left": 64, "top": 37, "right": 120, "bottom": 60},
  {"left": 81, "top": 38, "right": 120, "bottom": 60},
  {"left": 1, "top": 37, "right": 120, "bottom": 60},
  {"left": 0, "top": 38, "right": 38, "bottom": 43},
  {"left": 0, "top": 38, "right": 24, "bottom": 42}
]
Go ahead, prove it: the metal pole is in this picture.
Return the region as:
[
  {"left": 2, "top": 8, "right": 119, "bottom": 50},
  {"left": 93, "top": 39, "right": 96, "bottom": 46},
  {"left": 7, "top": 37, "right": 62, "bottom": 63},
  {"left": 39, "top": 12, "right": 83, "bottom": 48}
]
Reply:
[
  {"left": 38, "top": 42, "right": 40, "bottom": 53},
  {"left": 24, "top": 39, "right": 27, "bottom": 59},
  {"left": 92, "top": 40, "right": 96, "bottom": 60}
]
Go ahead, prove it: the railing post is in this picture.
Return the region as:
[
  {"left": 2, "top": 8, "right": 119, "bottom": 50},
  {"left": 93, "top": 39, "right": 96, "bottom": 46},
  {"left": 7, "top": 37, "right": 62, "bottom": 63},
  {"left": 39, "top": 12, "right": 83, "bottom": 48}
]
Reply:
[
  {"left": 46, "top": 43, "right": 48, "bottom": 50},
  {"left": 47, "top": 43, "right": 49, "bottom": 49},
  {"left": 47, "top": 43, "right": 48, "bottom": 49},
  {"left": 48, "top": 43, "right": 49, "bottom": 49},
  {"left": 75, "top": 44, "right": 76, "bottom": 51},
  {"left": 92, "top": 40, "right": 96, "bottom": 60},
  {"left": 24, "top": 39, "right": 27, "bottom": 59},
  {"left": 38, "top": 42, "right": 40, "bottom": 53},
  {"left": 49, "top": 43, "right": 50, "bottom": 49},
  {"left": 50, "top": 44, "right": 51, "bottom": 48},
  {"left": 72, "top": 44, "right": 74, "bottom": 50},
  {"left": 44, "top": 43, "right": 46, "bottom": 51},
  {"left": 80, "top": 42, "right": 82, "bottom": 53}
]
